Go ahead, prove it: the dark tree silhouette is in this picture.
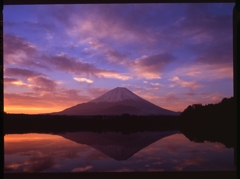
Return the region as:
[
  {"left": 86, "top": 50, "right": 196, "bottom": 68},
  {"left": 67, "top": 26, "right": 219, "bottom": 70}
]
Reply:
[{"left": 179, "top": 97, "right": 236, "bottom": 148}]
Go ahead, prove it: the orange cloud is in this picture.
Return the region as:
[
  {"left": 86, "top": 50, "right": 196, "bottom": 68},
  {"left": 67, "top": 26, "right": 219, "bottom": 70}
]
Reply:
[
  {"left": 4, "top": 133, "right": 63, "bottom": 142},
  {"left": 174, "top": 157, "right": 209, "bottom": 171},
  {"left": 133, "top": 53, "right": 175, "bottom": 79},
  {"left": 97, "top": 71, "right": 131, "bottom": 80},
  {"left": 170, "top": 64, "right": 233, "bottom": 80},
  {"left": 74, "top": 77, "right": 93, "bottom": 84},
  {"left": 4, "top": 78, "right": 34, "bottom": 89},
  {"left": 71, "top": 165, "right": 93, "bottom": 172},
  {"left": 4, "top": 90, "right": 92, "bottom": 114},
  {"left": 170, "top": 76, "right": 203, "bottom": 90}
]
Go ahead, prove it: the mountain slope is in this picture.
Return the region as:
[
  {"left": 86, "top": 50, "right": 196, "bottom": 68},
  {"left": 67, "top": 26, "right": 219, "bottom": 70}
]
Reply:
[{"left": 53, "top": 87, "right": 179, "bottom": 116}]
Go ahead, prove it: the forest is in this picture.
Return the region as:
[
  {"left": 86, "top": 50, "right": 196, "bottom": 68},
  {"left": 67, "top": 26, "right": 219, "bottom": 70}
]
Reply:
[{"left": 179, "top": 97, "right": 236, "bottom": 148}]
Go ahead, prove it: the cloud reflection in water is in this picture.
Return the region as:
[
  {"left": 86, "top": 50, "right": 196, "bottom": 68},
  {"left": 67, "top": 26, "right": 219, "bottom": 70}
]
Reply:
[{"left": 4, "top": 132, "right": 235, "bottom": 172}]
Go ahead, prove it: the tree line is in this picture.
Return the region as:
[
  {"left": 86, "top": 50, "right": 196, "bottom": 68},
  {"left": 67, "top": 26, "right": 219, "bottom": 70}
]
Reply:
[{"left": 179, "top": 97, "right": 236, "bottom": 148}]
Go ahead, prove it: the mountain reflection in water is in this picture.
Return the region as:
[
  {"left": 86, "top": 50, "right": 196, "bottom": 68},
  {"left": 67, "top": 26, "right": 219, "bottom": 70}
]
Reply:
[
  {"left": 4, "top": 131, "right": 236, "bottom": 172},
  {"left": 59, "top": 131, "right": 179, "bottom": 161}
]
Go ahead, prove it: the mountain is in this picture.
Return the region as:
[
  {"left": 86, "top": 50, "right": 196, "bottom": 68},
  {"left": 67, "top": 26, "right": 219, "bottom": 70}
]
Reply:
[
  {"left": 53, "top": 87, "right": 179, "bottom": 116},
  {"left": 59, "top": 130, "right": 180, "bottom": 161}
]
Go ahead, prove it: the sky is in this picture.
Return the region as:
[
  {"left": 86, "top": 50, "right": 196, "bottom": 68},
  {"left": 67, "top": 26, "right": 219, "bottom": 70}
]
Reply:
[{"left": 3, "top": 3, "right": 234, "bottom": 114}]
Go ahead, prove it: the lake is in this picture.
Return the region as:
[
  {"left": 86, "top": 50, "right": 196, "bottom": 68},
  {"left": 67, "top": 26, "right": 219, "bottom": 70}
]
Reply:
[{"left": 4, "top": 131, "right": 236, "bottom": 172}]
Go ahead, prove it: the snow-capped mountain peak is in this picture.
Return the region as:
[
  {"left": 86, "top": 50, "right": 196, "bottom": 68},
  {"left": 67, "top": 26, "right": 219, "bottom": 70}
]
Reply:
[
  {"left": 90, "top": 87, "right": 143, "bottom": 103},
  {"left": 53, "top": 87, "right": 179, "bottom": 116}
]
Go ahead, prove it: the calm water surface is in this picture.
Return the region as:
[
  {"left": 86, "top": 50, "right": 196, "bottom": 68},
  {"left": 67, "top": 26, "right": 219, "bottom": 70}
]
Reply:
[{"left": 4, "top": 131, "right": 236, "bottom": 172}]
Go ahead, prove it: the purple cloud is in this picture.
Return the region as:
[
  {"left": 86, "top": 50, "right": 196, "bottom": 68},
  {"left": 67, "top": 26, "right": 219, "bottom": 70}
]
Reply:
[
  {"left": 23, "top": 156, "right": 54, "bottom": 173},
  {"left": 164, "top": 93, "right": 180, "bottom": 102},
  {"left": 64, "top": 4, "right": 174, "bottom": 49},
  {"left": 4, "top": 34, "right": 50, "bottom": 69},
  {"left": 4, "top": 68, "right": 58, "bottom": 92},
  {"left": 28, "top": 76, "right": 57, "bottom": 91},
  {"left": 4, "top": 34, "right": 37, "bottom": 57},
  {"left": 104, "top": 49, "right": 128, "bottom": 64},
  {"left": 133, "top": 53, "right": 176, "bottom": 79},
  {"left": 4, "top": 77, "right": 19, "bottom": 83},
  {"left": 170, "top": 76, "right": 203, "bottom": 90},
  {"left": 4, "top": 68, "right": 44, "bottom": 78},
  {"left": 184, "top": 92, "right": 196, "bottom": 96},
  {"left": 71, "top": 165, "right": 93, "bottom": 172},
  {"left": 87, "top": 88, "right": 109, "bottom": 98},
  {"left": 171, "top": 4, "right": 232, "bottom": 65},
  {"left": 41, "top": 53, "right": 131, "bottom": 80},
  {"left": 4, "top": 34, "right": 38, "bottom": 66},
  {"left": 42, "top": 53, "right": 101, "bottom": 76}
]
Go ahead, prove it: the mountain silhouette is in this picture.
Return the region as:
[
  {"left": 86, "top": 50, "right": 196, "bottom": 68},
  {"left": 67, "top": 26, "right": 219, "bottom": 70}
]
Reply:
[
  {"left": 53, "top": 87, "right": 179, "bottom": 116},
  {"left": 59, "top": 130, "right": 180, "bottom": 161}
]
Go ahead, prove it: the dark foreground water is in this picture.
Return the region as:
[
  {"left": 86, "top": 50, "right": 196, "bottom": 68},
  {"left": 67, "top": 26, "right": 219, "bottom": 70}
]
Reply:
[{"left": 4, "top": 131, "right": 236, "bottom": 172}]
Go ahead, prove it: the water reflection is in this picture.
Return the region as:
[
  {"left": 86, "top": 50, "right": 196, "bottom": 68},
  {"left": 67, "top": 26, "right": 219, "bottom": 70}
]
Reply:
[
  {"left": 59, "top": 131, "right": 179, "bottom": 161},
  {"left": 4, "top": 131, "right": 236, "bottom": 172}
]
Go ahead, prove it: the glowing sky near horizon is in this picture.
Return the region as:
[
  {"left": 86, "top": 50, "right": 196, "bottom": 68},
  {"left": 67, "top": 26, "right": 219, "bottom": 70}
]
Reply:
[{"left": 3, "top": 3, "right": 234, "bottom": 114}]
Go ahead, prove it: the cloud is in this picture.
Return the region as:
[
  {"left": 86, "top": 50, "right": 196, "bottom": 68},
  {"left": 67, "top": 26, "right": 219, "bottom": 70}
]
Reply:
[
  {"left": 133, "top": 53, "right": 176, "bottom": 79},
  {"left": 4, "top": 133, "right": 92, "bottom": 172},
  {"left": 28, "top": 76, "right": 57, "bottom": 91},
  {"left": 164, "top": 93, "right": 179, "bottom": 102},
  {"left": 67, "top": 4, "right": 191, "bottom": 47},
  {"left": 4, "top": 67, "right": 44, "bottom": 78},
  {"left": 97, "top": 71, "right": 131, "bottom": 80},
  {"left": 67, "top": 3, "right": 232, "bottom": 73},
  {"left": 42, "top": 53, "right": 131, "bottom": 80},
  {"left": 4, "top": 77, "right": 57, "bottom": 93},
  {"left": 103, "top": 49, "right": 128, "bottom": 64},
  {"left": 4, "top": 34, "right": 50, "bottom": 69},
  {"left": 23, "top": 156, "right": 54, "bottom": 173},
  {"left": 82, "top": 48, "right": 91, "bottom": 55},
  {"left": 4, "top": 89, "right": 92, "bottom": 114},
  {"left": 184, "top": 92, "right": 196, "bottom": 96},
  {"left": 150, "top": 83, "right": 161, "bottom": 86},
  {"left": 74, "top": 77, "right": 93, "bottom": 84},
  {"left": 68, "top": 10, "right": 145, "bottom": 44},
  {"left": 42, "top": 53, "right": 99, "bottom": 75},
  {"left": 4, "top": 77, "right": 20, "bottom": 83},
  {"left": 174, "top": 156, "right": 208, "bottom": 171},
  {"left": 169, "top": 63, "right": 233, "bottom": 81},
  {"left": 172, "top": 4, "right": 232, "bottom": 65},
  {"left": 3, "top": 34, "right": 39, "bottom": 66},
  {"left": 41, "top": 4, "right": 145, "bottom": 42},
  {"left": 107, "top": 168, "right": 134, "bottom": 172},
  {"left": 87, "top": 88, "right": 109, "bottom": 98},
  {"left": 170, "top": 76, "right": 203, "bottom": 90},
  {"left": 4, "top": 68, "right": 57, "bottom": 92},
  {"left": 88, "top": 41, "right": 105, "bottom": 50},
  {"left": 4, "top": 93, "right": 55, "bottom": 108},
  {"left": 4, "top": 34, "right": 37, "bottom": 57},
  {"left": 147, "top": 168, "right": 164, "bottom": 172},
  {"left": 191, "top": 42, "right": 232, "bottom": 65},
  {"left": 122, "top": 84, "right": 161, "bottom": 95},
  {"left": 201, "top": 93, "right": 225, "bottom": 103},
  {"left": 46, "top": 5, "right": 76, "bottom": 27},
  {"left": 72, "top": 165, "right": 93, "bottom": 172},
  {"left": 4, "top": 163, "right": 23, "bottom": 171},
  {"left": 4, "top": 78, "right": 34, "bottom": 88},
  {"left": 45, "top": 33, "right": 53, "bottom": 40}
]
